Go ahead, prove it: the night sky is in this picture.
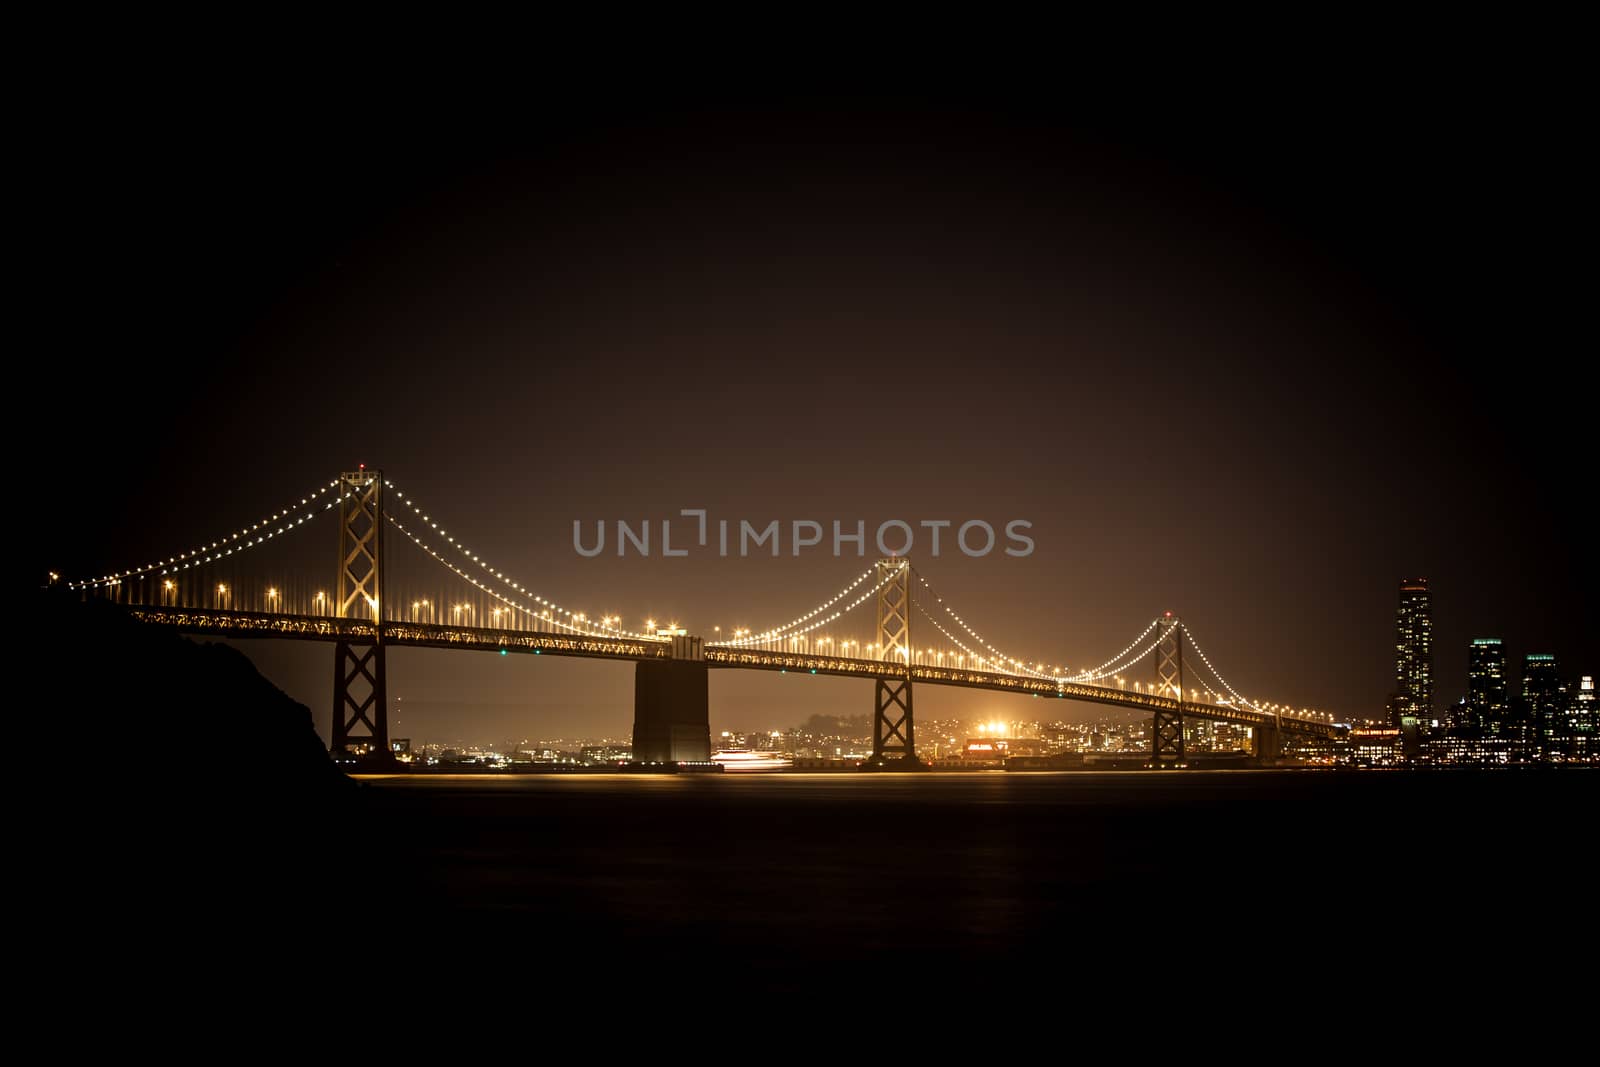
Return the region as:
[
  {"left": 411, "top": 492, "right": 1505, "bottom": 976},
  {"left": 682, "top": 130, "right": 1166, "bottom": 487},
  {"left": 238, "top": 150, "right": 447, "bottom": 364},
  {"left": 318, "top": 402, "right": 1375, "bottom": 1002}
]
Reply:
[{"left": 34, "top": 72, "right": 1594, "bottom": 746}]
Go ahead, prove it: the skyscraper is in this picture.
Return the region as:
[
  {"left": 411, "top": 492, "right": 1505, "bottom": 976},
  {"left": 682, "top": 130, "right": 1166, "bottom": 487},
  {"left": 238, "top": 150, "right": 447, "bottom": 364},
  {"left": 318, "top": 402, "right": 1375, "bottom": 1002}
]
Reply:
[
  {"left": 1468, "top": 638, "right": 1509, "bottom": 733},
  {"left": 1393, "top": 579, "right": 1433, "bottom": 729},
  {"left": 1522, "top": 653, "right": 1563, "bottom": 756},
  {"left": 1569, "top": 676, "right": 1597, "bottom": 762}
]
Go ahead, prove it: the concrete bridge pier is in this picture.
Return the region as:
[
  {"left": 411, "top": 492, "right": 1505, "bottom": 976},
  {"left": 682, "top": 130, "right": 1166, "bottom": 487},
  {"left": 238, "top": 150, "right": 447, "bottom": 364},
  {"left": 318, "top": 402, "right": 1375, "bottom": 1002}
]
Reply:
[
  {"left": 1253, "top": 722, "right": 1282, "bottom": 763},
  {"left": 631, "top": 636, "right": 710, "bottom": 762}
]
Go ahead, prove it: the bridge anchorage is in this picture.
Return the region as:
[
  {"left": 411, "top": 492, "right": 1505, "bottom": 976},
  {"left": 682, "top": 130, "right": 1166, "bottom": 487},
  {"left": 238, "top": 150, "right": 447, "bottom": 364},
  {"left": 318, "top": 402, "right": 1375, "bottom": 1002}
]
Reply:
[{"left": 74, "top": 464, "right": 1337, "bottom": 769}]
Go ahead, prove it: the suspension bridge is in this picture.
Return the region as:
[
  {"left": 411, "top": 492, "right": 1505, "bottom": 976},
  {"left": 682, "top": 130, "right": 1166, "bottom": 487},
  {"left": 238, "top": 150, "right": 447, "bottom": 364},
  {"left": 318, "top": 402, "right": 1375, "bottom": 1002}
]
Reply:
[{"left": 67, "top": 469, "right": 1341, "bottom": 767}]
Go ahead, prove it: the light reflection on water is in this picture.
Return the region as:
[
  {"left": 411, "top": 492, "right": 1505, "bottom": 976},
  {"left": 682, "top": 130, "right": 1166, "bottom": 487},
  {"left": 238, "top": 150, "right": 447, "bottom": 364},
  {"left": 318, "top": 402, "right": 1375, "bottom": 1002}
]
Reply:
[{"left": 324, "top": 768, "right": 1588, "bottom": 990}]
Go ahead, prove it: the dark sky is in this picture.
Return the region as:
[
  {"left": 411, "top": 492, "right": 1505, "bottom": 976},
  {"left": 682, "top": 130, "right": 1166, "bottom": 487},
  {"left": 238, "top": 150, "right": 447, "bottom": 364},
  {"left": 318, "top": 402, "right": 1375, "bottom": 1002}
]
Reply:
[{"left": 31, "top": 68, "right": 1595, "bottom": 746}]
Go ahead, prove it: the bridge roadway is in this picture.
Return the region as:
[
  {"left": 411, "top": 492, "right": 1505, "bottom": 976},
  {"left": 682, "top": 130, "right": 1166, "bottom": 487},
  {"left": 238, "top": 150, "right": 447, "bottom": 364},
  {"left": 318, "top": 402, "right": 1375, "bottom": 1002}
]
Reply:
[
  {"left": 128, "top": 606, "right": 1336, "bottom": 740},
  {"left": 707, "top": 648, "right": 1337, "bottom": 738}
]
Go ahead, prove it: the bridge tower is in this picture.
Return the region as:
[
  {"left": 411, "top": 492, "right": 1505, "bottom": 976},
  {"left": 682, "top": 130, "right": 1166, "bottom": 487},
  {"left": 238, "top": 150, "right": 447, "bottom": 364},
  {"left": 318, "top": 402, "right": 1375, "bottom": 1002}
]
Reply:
[
  {"left": 1150, "top": 613, "right": 1185, "bottom": 768},
  {"left": 331, "top": 468, "right": 390, "bottom": 759},
  {"left": 868, "top": 558, "right": 919, "bottom": 767}
]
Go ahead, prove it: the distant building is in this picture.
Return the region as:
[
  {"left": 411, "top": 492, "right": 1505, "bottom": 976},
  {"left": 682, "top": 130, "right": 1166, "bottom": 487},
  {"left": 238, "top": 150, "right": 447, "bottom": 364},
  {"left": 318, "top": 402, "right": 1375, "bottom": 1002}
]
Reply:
[
  {"left": 1393, "top": 579, "right": 1434, "bottom": 729},
  {"left": 1522, "top": 654, "right": 1564, "bottom": 757},
  {"left": 1186, "top": 720, "right": 1250, "bottom": 754},
  {"left": 1468, "top": 638, "right": 1509, "bottom": 734},
  {"left": 963, "top": 738, "right": 1008, "bottom": 765},
  {"left": 1279, "top": 731, "right": 1337, "bottom": 764},
  {"left": 1557, "top": 675, "right": 1597, "bottom": 762},
  {"left": 1424, "top": 733, "right": 1516, "bottom": 765},
  {"left": 1344, "top": 728, "right": 1404, "bottom": 767}
]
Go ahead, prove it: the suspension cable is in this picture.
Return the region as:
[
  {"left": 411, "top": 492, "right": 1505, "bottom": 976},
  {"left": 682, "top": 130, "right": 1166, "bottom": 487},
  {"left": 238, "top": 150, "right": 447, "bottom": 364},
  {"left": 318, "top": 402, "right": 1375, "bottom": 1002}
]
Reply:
[{"left": 70, "top": 477, "right": 341, "bottom": 589}]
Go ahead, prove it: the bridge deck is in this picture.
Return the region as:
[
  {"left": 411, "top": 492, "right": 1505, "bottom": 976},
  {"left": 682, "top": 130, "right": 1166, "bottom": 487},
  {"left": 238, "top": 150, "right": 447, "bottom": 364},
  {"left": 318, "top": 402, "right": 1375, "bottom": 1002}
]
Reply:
[
  {"left": 127, "top": 608, "right": 669, "bottom": 661},
  {"left": 702, "top": 647, "right": 1336, "bottom": 737},
  {"left": 126, "top": 607, "right": 1334, "bottom": 737}
]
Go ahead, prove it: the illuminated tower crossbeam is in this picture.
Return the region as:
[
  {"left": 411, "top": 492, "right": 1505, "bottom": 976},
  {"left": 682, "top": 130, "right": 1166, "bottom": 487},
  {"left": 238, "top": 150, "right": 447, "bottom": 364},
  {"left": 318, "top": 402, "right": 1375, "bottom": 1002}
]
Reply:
[
  {"left": 331, "top": 468, "right": 388, "bottom": 757},
  {"left": 1150, "top": 615, "right": 1185, "bottom": 768},
  {"left": 869, "top": 558, "right": 918, "bottom": 766}
]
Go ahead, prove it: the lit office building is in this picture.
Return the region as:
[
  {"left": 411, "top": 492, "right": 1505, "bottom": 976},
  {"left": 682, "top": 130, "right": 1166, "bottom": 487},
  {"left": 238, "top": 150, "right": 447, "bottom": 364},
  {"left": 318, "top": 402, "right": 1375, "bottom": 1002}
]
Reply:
[
  {"left": 1522, "top": 654, "right": 1564, "bottom": 757},
  {"left": 1392, "top": 579, "right": 1434, "bottom": 730},
  {"left": 1425, "top": 733, "right": 1516, "bottom": 765},
  {"left": 1344, "top": 728, "right": 1404, "bottom": 767},
  {"left": 1564, "top": 676, "right": 1597, "bottom": 762},
  {"left": 1467, "top": 638, "right": 1509, "bottom": 734}
]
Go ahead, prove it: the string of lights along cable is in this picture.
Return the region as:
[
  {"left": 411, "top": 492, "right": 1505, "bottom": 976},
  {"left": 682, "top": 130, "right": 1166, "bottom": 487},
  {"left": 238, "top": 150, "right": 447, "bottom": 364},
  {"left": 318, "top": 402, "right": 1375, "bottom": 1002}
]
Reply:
[{"left": 61, "top": 468, "right": 1336, "bottom": 727}]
